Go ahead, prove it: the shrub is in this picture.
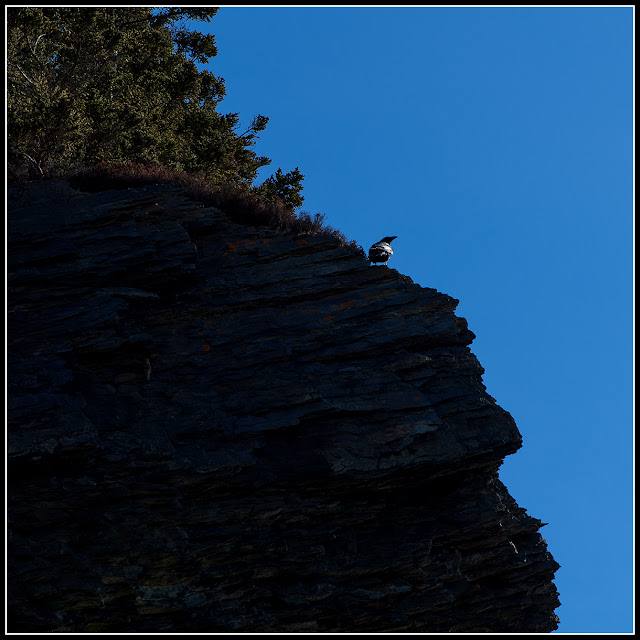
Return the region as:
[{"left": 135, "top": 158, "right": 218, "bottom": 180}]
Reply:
[{"left": 64, "top": 161, "right": 360, "bottom": 250}]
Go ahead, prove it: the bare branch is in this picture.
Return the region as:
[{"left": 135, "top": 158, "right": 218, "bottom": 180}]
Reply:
[
  {"left": 8, "top": 61, "right": 37, "bottom": 86},
  {"left": 19, "top": 151, "right": 44, "bottom": 177},
  {"left": 31, "top": 34, "right": 45, "bottom": 55}
]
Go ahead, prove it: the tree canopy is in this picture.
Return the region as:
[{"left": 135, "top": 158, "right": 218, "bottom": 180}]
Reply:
[{"left": 7, "top": 7, "right": 304, "bottom": 208}]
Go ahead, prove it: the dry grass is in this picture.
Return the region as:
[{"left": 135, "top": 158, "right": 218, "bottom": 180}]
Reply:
[{"left": 14, "top": 161, "right": 361, "bottom": 250}]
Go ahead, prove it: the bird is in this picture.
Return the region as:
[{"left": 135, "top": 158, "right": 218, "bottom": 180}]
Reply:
[{"left": 368, "top": 236, "right": 397, "bottom": 266}]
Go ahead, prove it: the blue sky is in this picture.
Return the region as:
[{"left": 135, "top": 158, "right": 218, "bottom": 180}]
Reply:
[{"left": 191, "top": 6, "right": 634, "bottom": 633}]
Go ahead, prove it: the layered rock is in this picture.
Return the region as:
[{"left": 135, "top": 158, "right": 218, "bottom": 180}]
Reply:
[{"left": 8, "top": 180, "right": 560, "bottom": 632}]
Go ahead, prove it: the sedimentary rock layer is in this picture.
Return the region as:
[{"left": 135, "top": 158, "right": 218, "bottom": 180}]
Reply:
[{"left": 8, "top": 180, "right": 560, "bottom": 632}]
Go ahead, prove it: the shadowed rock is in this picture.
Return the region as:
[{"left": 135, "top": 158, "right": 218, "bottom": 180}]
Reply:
[{"left": 8, "top": 179, "right": 560, "bottom": 633}]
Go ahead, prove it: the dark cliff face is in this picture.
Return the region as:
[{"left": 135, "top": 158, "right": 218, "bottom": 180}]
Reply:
[{"left": 7, "top": 180, "right": 560, "bottom": 633}]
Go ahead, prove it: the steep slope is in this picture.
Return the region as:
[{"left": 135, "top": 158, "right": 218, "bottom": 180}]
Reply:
[{"left": 8, "top": 180, "right": 560, "bottom": 632}]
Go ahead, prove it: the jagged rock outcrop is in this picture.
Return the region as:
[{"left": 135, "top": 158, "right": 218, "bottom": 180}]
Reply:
[{"left": 8, "top": 180, "right": 560, "bottom": 632}]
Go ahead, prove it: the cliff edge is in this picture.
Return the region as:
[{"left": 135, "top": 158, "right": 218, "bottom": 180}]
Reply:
[{"left": 8, "top": 180, "right": 560, "bottom": 632}]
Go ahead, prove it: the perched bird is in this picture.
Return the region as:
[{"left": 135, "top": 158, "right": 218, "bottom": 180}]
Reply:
[{"left": 368, "top": 236, "right": 397, "bottom": 266}]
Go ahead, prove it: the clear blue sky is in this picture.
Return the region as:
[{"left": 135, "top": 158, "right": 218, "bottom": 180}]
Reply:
[{"left": 191, "top": 6, "right": 634, "bottom": 633}]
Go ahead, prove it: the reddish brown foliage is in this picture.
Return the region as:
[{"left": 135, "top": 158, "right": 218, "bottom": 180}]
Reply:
[{"left": 24, "top": 161, "right": 359, "bottom": 249}]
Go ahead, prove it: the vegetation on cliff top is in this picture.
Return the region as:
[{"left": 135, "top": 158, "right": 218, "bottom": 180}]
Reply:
[
  {"left": 8, "top": 7, "right": 344, "bottom": 241},
  {"left": 64, "top": 161, "right": 356, "bottom": 248}
]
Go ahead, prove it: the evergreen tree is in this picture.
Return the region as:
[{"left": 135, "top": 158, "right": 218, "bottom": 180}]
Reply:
[
  {"left": 256, "top": 167, "right": 306, "bottom": 209},
  {"left": 7, "top": 7, "right": 304, "bottom": 207}
]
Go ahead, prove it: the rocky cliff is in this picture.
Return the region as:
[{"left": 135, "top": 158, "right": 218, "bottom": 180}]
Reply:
[{"left": 8, "top": 179, "right": 560, "bottom": 632}]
